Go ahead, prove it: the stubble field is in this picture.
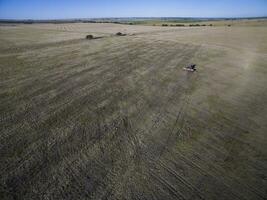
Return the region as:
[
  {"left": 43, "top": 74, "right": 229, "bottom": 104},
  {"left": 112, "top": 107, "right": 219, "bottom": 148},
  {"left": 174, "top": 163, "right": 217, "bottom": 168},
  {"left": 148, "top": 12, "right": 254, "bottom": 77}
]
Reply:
[{"left": 0, "top": 22, "right": 267, "bottom": 200}]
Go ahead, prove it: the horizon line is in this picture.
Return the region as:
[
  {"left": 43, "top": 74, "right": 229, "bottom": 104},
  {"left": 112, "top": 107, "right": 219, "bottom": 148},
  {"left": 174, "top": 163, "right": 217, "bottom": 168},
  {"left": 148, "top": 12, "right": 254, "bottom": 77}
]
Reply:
[{"left": 1, "top": 16, "right": 267, "bottom": 21}]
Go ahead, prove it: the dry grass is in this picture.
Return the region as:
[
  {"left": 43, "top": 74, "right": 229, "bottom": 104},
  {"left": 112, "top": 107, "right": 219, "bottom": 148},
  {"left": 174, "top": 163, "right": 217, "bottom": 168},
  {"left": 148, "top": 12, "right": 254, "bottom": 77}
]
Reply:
[{"left": 0, "top": 22, "right": 267, "bottom": 200}]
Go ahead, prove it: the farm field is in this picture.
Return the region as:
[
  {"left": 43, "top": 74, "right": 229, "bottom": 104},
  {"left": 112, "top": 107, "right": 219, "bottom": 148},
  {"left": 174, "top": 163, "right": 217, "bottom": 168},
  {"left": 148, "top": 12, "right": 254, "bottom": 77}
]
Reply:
[{"left": 0, "top": 22, "right": 267, "bottom": 200}]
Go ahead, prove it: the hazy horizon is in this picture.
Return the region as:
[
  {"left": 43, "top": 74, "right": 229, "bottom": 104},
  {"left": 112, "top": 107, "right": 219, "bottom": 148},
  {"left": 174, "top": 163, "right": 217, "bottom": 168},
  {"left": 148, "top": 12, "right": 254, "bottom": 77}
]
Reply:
[
  {"left": 0, "top": 0, "right": 267, "bottom": 20},
  {"left": 1, "top": 16, "right": 267, "bottom": 21}
]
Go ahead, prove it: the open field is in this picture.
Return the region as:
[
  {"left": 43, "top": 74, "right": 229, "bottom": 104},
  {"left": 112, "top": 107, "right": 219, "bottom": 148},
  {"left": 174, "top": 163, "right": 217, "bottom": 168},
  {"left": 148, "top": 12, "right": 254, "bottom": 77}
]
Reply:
[{"left": 1, "top": 22, "right": 267, "bottom": 200}]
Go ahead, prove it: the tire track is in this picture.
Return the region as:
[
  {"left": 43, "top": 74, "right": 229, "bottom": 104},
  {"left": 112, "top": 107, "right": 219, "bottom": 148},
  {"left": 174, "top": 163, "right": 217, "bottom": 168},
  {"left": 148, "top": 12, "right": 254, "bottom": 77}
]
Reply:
[
  {"left": 171, "top": 152, "right": 252, "bottom": 200},
  {"left": 157, "top": 159, "right": 206, "bottom": 200},
  {"left": 149, "top": 169, "right": 187, "bottom": 200}
]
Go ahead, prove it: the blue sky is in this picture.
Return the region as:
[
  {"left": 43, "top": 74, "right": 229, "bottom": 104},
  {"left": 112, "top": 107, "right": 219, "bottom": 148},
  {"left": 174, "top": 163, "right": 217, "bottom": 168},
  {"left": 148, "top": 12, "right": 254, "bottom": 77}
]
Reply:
[{"left": 0, "top": 0, "right": 266, "bottom": 19}]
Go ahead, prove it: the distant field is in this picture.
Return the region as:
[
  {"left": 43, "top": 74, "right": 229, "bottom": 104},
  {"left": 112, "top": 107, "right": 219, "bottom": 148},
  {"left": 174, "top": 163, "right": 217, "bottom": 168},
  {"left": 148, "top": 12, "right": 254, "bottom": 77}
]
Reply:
[
  {"left": 92, "top": 18, "right": 267, "bottom": 27},
  {"left": 0, "top": 22, "right": 267, "bottom": 200}
]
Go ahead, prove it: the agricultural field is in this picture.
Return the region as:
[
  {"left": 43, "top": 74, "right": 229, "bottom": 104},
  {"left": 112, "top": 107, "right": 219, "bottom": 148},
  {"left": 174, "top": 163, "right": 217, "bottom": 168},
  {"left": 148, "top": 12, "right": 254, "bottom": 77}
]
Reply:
[
  {"left": 110, "top": 18, "right": 267, "bottom": 27},
  {"left": 0, "top": 21, "right": 267, "bottom": 200}
]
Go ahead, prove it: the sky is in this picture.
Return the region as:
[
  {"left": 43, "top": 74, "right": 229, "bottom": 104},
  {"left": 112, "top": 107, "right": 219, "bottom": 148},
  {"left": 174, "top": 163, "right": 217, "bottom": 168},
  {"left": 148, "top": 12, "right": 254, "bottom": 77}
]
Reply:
[{"left": 0, "top": 0, "right": 266, "bottom": 20}]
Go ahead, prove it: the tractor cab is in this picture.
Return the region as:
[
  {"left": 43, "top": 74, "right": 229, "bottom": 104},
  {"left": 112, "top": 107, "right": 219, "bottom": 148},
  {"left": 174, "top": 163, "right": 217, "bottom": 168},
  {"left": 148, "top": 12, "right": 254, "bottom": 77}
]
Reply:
[{"left": 183, "top": 64, "right": 196, "bottom": 72}]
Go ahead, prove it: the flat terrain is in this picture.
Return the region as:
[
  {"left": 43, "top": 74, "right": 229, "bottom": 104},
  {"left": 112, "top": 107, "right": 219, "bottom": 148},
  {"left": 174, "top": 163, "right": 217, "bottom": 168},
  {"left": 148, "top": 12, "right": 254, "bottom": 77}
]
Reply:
[{"left": 1, "top": 22, "right": 267, "bottom": 200}]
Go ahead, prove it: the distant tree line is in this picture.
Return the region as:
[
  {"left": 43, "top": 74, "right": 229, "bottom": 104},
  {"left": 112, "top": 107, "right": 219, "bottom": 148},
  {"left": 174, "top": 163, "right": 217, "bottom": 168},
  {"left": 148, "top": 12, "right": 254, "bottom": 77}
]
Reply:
[
  {"left": 162, "top": 24, "right": 185, "bottom": 27},
  {"left": 161, "top": 24, "right": 214, "bottom": 27},
  {"left": 189, "top": 24, "right": 213, "bottom": 27}
]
